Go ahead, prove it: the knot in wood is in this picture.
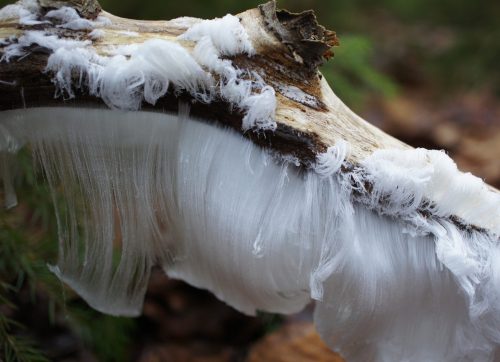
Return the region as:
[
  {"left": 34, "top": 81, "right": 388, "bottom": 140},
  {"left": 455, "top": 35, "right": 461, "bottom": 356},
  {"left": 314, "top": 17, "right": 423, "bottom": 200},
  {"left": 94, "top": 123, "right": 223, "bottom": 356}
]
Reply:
[{"left": 259, "top": 1, "right": 339, "bottom": 70}]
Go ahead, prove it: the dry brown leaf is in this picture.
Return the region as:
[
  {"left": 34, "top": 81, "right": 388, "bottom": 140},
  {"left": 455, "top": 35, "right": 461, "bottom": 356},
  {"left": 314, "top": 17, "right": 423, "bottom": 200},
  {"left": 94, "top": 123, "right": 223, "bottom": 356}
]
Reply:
[{"left": 247, "top": 322, "right": 344, "bottom": 362}]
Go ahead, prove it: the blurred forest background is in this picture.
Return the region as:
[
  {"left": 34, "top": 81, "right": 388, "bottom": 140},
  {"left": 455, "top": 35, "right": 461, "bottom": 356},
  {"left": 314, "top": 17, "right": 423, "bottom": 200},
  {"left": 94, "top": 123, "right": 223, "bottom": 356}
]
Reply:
[{"left": 1, "top": 0, "right": 499, "bottom": 361}]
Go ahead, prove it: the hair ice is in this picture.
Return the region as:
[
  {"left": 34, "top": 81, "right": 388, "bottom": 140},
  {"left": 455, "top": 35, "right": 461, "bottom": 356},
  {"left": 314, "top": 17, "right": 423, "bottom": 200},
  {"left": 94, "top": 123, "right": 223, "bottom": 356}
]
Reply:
[{"left": 1, "top": 107, "right": 500, "bottom": 361}]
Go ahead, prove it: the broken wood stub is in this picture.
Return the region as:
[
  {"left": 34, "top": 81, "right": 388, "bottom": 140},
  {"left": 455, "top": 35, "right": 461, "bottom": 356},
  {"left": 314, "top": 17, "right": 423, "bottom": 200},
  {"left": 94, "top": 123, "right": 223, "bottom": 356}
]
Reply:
[{"left": 259, "top": 1, "right": 339, "bottom": 69}]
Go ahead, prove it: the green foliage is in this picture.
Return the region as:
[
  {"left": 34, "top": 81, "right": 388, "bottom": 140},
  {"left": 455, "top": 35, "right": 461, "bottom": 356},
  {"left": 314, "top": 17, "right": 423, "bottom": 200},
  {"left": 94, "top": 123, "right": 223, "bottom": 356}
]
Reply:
[
  {"left": 0, "top": 152, "right": 53, "bottom": 361},
  {"left": 0, "top": 316, "right": 50, "bottom": 362},
  {"left": 66, "top": 306, "right": 136, "bottom": 362},
  {"left": 322, "top": 35, "right": 398, "bottom": 107},
  {"left": 332, "top": 0, "right": 499, "bottom": 101},
  {"left": 0, "top": 244, "right": 50, "bottom": 362}
]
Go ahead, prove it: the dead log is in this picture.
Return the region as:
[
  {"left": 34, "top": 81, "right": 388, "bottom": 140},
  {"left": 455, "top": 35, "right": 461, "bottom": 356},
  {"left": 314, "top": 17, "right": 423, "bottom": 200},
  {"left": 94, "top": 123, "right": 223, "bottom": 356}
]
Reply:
[{"left": 1, "top": 1, "right": 500, "bottom": 360}]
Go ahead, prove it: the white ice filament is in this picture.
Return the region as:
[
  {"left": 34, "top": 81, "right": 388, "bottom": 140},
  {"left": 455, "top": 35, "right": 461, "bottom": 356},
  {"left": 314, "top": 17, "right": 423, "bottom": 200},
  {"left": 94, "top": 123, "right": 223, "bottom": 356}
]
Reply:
[{"left": 1, "top": 107, "right": 500, "bottom": 361}]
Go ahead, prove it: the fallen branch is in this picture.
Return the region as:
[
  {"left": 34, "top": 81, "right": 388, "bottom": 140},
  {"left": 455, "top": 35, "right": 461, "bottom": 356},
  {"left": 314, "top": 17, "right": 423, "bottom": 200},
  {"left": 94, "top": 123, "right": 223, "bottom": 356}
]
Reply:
[{"left": 1, "top": 0, "right": 499, "bottom": 360}]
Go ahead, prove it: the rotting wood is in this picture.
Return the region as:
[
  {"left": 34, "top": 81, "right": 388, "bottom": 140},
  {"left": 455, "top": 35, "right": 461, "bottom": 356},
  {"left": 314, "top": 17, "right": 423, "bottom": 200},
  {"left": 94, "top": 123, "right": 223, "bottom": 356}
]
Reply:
[{"left": 0, "top": 0, "right": 407, "bottom": 166}]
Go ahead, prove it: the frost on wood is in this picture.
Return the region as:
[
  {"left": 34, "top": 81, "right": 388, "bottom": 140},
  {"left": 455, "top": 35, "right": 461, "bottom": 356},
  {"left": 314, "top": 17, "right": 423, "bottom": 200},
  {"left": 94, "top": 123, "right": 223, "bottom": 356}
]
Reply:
[
  {"left": 0, "top": 2, "right": 276, "bottom": 132},
  {"left": 0, "top": 0, "right": 44, "bottom": 25},
  {"left": 1, "top": 1, "right": 500, "bottom": 361},
  {"left": 178, "top": 14, "right": 276, "bottom": 131}
]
